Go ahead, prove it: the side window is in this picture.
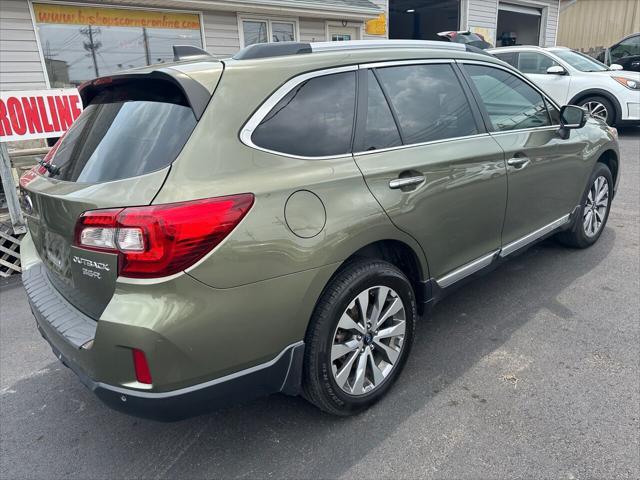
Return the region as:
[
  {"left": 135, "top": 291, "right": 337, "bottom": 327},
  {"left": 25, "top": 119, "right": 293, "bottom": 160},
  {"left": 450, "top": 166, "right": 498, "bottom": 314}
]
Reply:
[
  {"left": 494, "top": 51, "right": 518, "bottom": 68},
  {"left": 375, "top": 64, "right": 478, "bottom": 145},
  {"left": 465, "top": 65, "right": 551, "bottom": 132},
  {"left": 357, "top": 71, "right": 402, "bottom": 152},
  {"left": 252, "top": 72, "right": 356, "bottom": 157},
  {"left": 611, "top": 35, "right": 640, "bottom": 61},
  {"left": 517, "top": 52, "right": 560, "bottom": 74}
]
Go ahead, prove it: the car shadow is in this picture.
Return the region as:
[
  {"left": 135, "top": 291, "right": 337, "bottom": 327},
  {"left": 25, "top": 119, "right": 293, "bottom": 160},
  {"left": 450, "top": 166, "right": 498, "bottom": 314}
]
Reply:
[{"left": 0, "top": 228, "right": 616, "bottom": 479}]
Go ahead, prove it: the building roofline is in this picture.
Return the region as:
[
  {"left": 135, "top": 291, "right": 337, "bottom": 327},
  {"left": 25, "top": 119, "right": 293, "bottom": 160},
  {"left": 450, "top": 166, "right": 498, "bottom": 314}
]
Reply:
[{"left": 146, "top": 0, "right": 383, "bottom": 19}]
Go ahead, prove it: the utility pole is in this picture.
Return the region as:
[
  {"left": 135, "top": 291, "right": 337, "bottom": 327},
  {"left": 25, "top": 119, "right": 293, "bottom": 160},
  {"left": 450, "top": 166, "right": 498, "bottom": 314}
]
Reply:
[
  {"left": 80, "top": 26, "right": 102, "bottom": 78},
  {"left": 142, "top": 28, "right": 152, "bottom": 65}
]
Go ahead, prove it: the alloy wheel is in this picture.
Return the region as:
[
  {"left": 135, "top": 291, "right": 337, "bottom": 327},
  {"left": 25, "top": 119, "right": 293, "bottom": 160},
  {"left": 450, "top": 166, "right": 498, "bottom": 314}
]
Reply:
[
  {"left": 583, "top": 175, "right": 609, "bottom": 237},
  {"left": 330, "top": 286, "right": 406, "bottom": 396},
  {"left": 583, "top": 101, "right": 609, "bottom": 122}
]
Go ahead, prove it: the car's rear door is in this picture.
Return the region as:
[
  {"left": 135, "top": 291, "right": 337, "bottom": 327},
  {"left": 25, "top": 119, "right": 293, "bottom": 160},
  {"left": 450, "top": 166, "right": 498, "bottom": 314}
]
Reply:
[
  {"left": 459, "top": 62, "right": 588, "bottom": 254},
  {"left": 20, "top": 73, "right": 211, "bottom": 319},
  {"left": 353, "top": 61, "right": 508, "bottom": 284}
]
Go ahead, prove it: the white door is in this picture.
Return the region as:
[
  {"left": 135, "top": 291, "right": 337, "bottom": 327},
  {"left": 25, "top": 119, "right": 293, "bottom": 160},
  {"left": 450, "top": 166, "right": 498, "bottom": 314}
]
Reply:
[{"left": 328, "top": 25, "right": 360, "bottom": 42}]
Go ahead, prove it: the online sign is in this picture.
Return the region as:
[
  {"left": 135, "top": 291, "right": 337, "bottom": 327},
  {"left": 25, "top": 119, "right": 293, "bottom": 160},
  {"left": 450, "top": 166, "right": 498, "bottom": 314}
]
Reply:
[{"left": 0, "top": 89, "right": 83, "bottom": 142}]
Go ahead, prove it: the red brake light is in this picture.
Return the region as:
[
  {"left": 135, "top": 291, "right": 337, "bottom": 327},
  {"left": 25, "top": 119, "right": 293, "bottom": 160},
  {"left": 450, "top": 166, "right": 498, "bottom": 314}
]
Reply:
[
  {"left": 73, "top": 194, "right": 254, "bottom": 278},
  {"left": 132, "top": 348, "right": 152, "bottom": 384}
]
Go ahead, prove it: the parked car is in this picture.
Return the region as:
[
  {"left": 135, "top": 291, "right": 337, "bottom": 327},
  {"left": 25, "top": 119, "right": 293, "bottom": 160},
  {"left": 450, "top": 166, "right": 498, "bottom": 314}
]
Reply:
[
  {"left": 438, "top": 30, "right": 493, "bottom": 49},
  {"left": 489, "top": 46, "right": 640, "bottom": 126},
  {"left": 597, "top": 33, "right": 640, "bottom": 72},
  {"left": 20, "top": 40, "right": 620, "bottom": 420}
]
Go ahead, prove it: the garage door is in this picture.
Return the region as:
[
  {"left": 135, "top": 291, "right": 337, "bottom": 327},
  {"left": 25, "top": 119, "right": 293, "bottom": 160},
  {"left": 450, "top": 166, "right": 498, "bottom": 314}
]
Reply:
[{"left": 497, "top": 2, "right": 542, "bottom": 46}]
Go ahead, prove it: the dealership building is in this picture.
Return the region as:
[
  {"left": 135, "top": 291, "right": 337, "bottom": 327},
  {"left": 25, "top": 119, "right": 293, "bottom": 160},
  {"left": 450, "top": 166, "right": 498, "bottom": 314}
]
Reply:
[{"left": 1, "top": 0, "right": 560, "bottom": 92}]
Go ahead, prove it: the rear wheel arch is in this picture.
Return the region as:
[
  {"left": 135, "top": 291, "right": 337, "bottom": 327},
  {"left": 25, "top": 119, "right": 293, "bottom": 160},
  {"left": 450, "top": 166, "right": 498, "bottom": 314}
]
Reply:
[{"left": 327, "top": 240, "right": 430, "bottom": 311}]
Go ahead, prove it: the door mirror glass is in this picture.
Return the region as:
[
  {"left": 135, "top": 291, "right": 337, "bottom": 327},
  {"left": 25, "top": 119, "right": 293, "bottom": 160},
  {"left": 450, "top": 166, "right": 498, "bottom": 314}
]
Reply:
[
  {"left": 610, "top": 63, "right": 624, "bottom": 71},
  {"left": 558, "top": 105, "right": 586, "bottom": 140},
  {"left": 559, "top": 104, "right": 587, "bottom": 133},
  {"left": 547, "top": 65, "right": 567, "bottom": 75}
]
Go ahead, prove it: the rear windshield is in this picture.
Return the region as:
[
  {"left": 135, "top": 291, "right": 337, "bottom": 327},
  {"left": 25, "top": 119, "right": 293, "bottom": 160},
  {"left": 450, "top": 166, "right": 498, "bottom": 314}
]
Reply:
[{"left": 44, "top": 79, "right": 197, "bottom": 183}]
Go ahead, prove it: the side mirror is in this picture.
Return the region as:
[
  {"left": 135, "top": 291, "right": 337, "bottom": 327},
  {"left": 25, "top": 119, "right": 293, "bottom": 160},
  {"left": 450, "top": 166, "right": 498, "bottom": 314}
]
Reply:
[
  {"left": 558, "top": 105, "right": 587, "bottom": 139},
  {"left": 610, "top": 63, "right": 624, "bottom": 71},
  {"left": 547, "top": 65, "right": 567, "bottom": 75}
]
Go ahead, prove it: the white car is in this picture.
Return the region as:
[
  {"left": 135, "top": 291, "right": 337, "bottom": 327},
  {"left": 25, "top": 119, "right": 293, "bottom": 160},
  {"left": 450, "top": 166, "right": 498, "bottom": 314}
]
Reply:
[{"left": 488, "top": 46, "right": 640, "bottom": 126}]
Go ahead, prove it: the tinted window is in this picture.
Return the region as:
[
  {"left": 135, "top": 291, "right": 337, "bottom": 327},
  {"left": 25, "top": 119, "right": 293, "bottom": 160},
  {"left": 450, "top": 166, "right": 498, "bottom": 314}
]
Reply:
[
  {"left": 493, "top": 51, "right": 518, "bottom": 68},
  {"left": 612, "top": 35, "right": 640, "bottom": 61},
  {"left": 252, "top": 72, "right": 356, "bottom": 157},
  {"left": 517, "top": 52, "right": 559, "bottom": 74},
  {"left": 46, "top": 80, "right": 197, "bottom": 183},
  {"left": 466, "top": 65, "right": 551, "bottom": 131},
  {"left": 357, "top": 71, "right": 402, "bottom": 151},
  {"left": 375, "top": 64, "right": 478, "bottom": 145}
]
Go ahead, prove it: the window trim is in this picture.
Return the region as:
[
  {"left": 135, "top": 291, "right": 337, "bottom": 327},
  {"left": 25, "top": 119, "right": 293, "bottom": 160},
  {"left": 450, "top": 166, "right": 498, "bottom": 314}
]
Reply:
[
  {"left": 457, "top": 59, "right": 561, "bottom": 134},
  {"left": 239, "top": 65, "right": 359, "bottom": 160},
  {"left": 360, "top": 62, "right": 485, "bottom": 151},
  {"left": 238, "top": 14, "right": 299, "bottom": 48},
  {"left": 241, "top": 59, "right": 514, "bottom": 160}
]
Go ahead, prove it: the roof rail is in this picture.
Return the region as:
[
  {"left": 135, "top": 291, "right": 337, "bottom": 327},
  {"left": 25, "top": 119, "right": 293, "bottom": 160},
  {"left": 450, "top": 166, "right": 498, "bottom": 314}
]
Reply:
[
  {"left": 173, "top": 45, "right": 214, "bottom": 62},
  {"left": 311, "top": 39, "right": 466, "bottom": 53},
  {"left": 233, "top": 42, "right": 312, "bottom": 60},
  {"left": 232, "top": 39, "right": 467, "bottom": 61}
]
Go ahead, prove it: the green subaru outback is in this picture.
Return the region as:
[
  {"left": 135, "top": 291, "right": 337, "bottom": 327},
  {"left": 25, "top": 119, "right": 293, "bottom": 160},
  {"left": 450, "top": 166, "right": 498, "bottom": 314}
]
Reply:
[{"left": 20, "top": 40, "right": 620, "bottom": 420}]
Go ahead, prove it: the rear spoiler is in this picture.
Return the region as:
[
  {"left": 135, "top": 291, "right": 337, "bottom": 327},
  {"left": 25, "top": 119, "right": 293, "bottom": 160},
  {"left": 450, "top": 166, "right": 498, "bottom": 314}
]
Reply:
[{"left": 78, "top": 67, "right": 214, "bottom": 120}]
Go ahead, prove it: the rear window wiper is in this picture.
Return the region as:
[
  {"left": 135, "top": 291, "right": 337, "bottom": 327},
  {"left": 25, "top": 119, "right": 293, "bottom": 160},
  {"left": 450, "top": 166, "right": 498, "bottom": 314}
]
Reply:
[{"left": 37, "top": 158, "right": 60, "bottom": 176}]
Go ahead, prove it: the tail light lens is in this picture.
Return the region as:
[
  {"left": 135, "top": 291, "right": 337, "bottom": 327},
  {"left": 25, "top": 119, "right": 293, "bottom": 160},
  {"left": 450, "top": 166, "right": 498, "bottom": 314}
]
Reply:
[{"left": 73, "top": 194, "right": 254, "bottom": 278}]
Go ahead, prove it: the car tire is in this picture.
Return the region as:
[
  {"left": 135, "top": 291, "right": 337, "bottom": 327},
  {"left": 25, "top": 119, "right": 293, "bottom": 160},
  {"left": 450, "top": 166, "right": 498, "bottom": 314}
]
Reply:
[
  {"left": 577, "top": 96, "right": 616, "bottom": 126},
  {"left": 556, "top": 162, "right": 613, "bottom": 249},
  {"left": 302, "top": 259, "right": 416, "bottom": 416}
]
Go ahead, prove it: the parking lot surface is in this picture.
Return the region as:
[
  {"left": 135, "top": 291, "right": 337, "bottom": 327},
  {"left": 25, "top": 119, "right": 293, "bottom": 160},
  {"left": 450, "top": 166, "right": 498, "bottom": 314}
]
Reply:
[{"left": 1, "top": 129, "right": 638, "bottom": 480}]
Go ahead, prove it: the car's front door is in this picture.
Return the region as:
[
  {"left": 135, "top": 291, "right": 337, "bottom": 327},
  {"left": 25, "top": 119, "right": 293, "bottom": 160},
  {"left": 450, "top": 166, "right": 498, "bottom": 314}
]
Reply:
[
  {"left": 353, "top": 63, "right": 508, "bottom": 283},
  {"left": 461, "top": 63, "right": 588, "bottom": 252}
]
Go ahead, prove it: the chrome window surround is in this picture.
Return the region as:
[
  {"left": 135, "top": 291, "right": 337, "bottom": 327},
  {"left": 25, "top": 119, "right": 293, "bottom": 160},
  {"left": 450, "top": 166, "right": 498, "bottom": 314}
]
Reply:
[
  {"left": 239, "top": 64, "right": 358, "bottom": 161},
  {"left": 239, "top": 58, "right": 564, "bottom": 160}
]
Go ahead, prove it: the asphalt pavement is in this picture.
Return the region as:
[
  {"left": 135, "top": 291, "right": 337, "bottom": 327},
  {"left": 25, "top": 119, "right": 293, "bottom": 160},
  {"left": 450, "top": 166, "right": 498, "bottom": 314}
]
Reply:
[{"left": 1, "top": 129, "right": 638, "bottom": 480}]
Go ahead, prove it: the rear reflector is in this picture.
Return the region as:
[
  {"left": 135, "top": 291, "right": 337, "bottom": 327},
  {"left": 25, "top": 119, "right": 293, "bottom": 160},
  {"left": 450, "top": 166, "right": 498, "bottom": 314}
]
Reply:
[
  {"left": 73, "top": 194, "right": 254, "bottom": 278},
  {"left": 132, "top": 348, "right": 152, "bottom": 384}
]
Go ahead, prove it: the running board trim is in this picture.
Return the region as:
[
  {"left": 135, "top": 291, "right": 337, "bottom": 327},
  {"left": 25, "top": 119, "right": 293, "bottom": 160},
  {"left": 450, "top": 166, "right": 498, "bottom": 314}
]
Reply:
[
  {"left": 435, "top": 213, "right": 574, "bottom": 289},
  {"left": 500, "top": 214, "right": 571, "bottom": 257},
  {"left": 436, "top": 250, "right": 499, "bottom": 288}
]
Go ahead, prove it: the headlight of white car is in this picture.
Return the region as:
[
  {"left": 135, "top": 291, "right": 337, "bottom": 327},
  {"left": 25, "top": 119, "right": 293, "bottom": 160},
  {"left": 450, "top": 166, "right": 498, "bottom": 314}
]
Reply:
[{"left": 612, "top": 76, "right": 640, "bottom": 90}]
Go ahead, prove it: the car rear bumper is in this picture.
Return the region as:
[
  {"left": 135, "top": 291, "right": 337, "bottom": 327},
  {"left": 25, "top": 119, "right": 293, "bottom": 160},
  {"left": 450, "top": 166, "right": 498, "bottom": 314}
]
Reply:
[
  {"left": 23, "top": 261, "right": 306, "bottom": 421},
  {"left": 34, "top": 316, "right": 303, "bottom": 421}
]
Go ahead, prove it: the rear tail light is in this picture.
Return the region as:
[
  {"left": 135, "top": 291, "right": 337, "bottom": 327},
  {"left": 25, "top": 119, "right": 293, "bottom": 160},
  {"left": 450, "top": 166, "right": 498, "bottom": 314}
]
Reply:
[
  {"left": 132, "top": 348, "right": 152, "bottom": 384},
  {"left": 73, "top": 194, "right": 254, "bottom": 278}
]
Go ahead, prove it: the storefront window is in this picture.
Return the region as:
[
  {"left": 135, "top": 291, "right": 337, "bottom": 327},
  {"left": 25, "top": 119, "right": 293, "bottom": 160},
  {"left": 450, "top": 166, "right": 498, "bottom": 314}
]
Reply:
[
  {"left": 33, "top": 3, "right": 203, "bottom": 87},
  {"left": 241, "top": 18, "right": 297, "bottom": 47}
]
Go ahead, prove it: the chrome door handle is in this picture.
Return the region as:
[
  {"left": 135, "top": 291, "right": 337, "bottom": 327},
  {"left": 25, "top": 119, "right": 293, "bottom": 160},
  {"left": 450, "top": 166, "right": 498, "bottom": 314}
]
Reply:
[
  {"left": 389, "top": 175, "right": 425, "bottom": 190},
  {"left": 507, "top": 156, "right": 530, "bottom": 169}
]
